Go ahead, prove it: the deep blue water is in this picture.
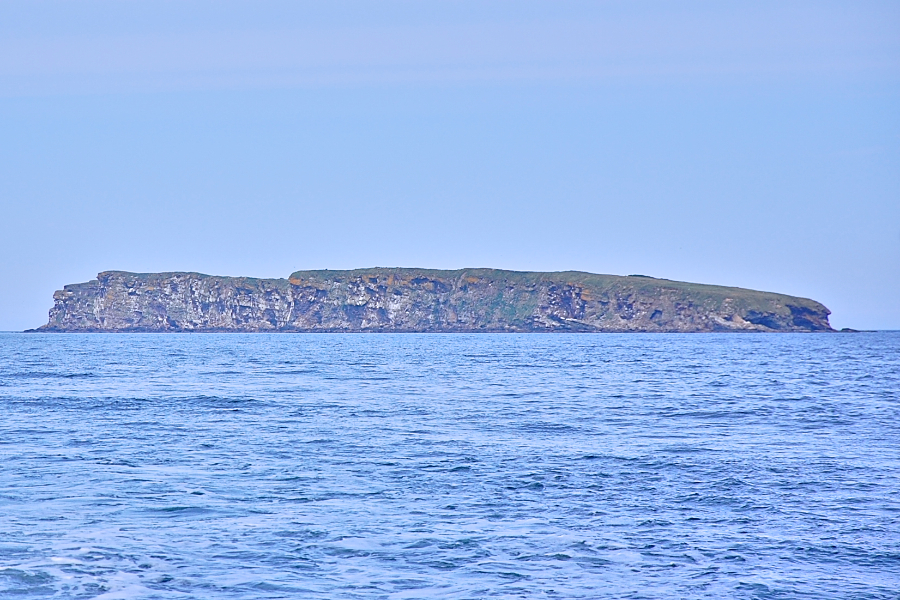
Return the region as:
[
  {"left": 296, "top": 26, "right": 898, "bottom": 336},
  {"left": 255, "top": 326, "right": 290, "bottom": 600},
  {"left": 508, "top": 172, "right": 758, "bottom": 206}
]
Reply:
[{"left": 0, "top": 332, "right": 898, "bottom": 599}]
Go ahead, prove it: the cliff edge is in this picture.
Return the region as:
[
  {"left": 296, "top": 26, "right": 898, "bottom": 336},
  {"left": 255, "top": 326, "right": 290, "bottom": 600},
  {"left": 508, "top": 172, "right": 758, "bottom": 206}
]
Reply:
[{"left": 32, "top": 268, "right": 833, "bottom": 333}]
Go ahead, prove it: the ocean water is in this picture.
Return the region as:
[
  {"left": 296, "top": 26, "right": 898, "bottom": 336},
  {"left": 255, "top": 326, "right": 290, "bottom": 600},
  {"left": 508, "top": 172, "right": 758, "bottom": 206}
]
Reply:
[{"left": 0, "top": 333, "right": 898, "bottom": 600}]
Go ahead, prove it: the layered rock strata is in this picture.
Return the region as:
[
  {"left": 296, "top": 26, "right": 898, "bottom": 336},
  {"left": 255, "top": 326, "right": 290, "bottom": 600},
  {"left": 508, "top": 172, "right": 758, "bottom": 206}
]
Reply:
[{"left": 34, "top": 268, "right": 833, "bottom": 333}]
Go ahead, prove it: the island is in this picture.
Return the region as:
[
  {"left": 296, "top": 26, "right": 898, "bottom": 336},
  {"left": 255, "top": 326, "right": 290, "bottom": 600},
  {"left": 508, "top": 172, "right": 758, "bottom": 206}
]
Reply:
[{"left": 32, "top": 268, "right": 833, "bottom": 333}]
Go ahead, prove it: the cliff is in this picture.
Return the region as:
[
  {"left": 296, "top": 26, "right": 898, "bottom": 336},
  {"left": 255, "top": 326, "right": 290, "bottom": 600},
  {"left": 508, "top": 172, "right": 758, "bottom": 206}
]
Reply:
[{"left": 32, "top": 268, "right": 833, "bottom": 333}]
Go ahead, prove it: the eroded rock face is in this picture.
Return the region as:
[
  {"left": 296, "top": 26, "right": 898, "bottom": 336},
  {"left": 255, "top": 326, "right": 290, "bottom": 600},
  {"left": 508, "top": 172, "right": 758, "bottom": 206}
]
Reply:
[{"left": 35, "top": 268, "right": 834, "bottom": 332}]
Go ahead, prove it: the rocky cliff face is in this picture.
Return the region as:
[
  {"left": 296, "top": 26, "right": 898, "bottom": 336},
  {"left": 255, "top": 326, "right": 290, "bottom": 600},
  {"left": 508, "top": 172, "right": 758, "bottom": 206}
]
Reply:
[{"left": 35, "top": 268, "right": 833, "bottom": 333}]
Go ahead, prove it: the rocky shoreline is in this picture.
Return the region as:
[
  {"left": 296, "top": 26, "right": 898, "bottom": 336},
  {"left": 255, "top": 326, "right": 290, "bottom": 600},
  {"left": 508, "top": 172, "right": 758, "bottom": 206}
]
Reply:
[{"left": 32, "top": 268, "right": 834, "bottom": 333}]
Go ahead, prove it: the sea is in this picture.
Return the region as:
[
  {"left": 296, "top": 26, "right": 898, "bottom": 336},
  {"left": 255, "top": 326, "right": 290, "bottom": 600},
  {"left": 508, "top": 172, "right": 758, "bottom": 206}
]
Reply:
[{"left": 0, "top": 332, "right": 898, "bottom": 599}]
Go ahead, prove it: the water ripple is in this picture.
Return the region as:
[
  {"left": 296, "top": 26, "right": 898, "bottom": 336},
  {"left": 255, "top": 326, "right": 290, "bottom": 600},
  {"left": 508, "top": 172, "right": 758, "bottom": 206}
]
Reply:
[{"left": 0, "top": 332, "right": 898, "bottom": 598}]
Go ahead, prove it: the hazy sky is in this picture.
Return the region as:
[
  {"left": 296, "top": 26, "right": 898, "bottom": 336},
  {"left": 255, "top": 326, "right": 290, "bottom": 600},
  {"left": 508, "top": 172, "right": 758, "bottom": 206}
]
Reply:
[{"left": 2, "top": 0, "right": 898, "bottom": 331}]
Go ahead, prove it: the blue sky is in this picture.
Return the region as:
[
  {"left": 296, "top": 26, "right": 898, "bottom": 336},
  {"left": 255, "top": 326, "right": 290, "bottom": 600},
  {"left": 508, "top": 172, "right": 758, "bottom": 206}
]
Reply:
[{"left": 1, "top": 0, "right": 898, "bottom": 330}]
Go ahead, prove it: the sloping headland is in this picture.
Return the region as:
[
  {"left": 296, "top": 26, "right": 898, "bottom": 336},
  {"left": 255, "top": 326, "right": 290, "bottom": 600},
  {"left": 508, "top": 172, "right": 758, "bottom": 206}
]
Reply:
[{"left": 31, "top": 268, "right": 833, "bottom": 332}]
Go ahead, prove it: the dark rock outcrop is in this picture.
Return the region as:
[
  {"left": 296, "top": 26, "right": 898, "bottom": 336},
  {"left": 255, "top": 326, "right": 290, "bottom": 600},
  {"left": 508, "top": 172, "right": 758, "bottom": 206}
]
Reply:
[{"left": 33, "top": 268, "right": 834, "bottom": 333}]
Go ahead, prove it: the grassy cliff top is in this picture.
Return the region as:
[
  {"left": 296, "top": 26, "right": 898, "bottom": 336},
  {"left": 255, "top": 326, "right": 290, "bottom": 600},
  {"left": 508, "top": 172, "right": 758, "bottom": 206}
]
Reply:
[{"left": 288, "top": 267, "right": 828, "bottom": 312}]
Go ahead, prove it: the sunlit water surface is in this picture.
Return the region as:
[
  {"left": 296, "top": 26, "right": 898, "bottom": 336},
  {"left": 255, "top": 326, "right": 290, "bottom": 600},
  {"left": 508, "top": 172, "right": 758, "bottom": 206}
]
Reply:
[{"left": 1, "top": 333, "right": 898, "bottom": 599}]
